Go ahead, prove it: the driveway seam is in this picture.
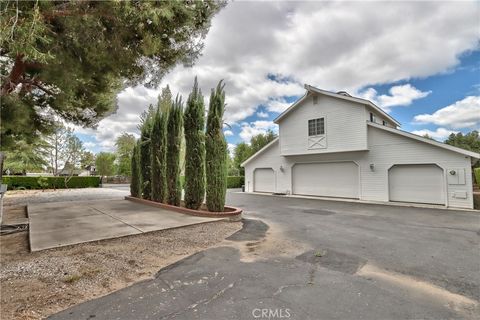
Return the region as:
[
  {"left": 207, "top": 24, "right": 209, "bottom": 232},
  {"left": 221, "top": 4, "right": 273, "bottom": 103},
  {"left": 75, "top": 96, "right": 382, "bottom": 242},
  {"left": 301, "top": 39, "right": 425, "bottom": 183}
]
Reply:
[{"left": 88, "top": 205, "right": 145, "bottom": 233}]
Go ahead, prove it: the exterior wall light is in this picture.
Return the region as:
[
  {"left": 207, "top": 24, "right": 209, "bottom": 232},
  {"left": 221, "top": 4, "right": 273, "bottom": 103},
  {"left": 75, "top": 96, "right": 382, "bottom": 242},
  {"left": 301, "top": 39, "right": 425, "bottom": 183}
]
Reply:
[
  {"left": 369, "top": 163, "right": 375, "bottom": 171},
  {"left": 280, "top": 165, "right": 285, "bottom": 172}
]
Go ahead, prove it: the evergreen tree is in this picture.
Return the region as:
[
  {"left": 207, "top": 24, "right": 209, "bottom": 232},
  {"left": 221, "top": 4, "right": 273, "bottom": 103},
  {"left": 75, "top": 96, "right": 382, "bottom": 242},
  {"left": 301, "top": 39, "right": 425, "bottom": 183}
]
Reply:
[
  {"left": 151, "top": 108, "right": 168, "bottom": 202},
  {"left": 130, "top": 142, "right": 141, "bottom": 197},
  {"left": 0, "top": 1, "right": 225, "bottom": 148},
  {"left": 205, "top": 81, "right": 228, "bottom": 211},
  {"left": 139, "top": 111, "right": 154, "bottom": 199},
  {"left": 184, "top": 78, "right": 206, "bottom": 209},
  {"left": 166, "top": 96, "right": 184, "bottom": 206}
]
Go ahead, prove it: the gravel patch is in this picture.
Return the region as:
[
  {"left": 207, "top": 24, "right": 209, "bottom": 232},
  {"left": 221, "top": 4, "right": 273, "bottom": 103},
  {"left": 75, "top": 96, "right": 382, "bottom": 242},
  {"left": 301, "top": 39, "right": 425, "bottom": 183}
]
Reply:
[{"left": 4, "top": 188, "right": 129, "bottom": 207}]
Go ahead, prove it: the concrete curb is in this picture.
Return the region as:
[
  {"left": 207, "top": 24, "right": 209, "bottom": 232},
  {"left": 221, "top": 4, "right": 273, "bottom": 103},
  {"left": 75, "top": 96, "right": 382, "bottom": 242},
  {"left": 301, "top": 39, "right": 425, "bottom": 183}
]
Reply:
[{"left": 125, "top": 196, "right": 243, "bottom": 220}]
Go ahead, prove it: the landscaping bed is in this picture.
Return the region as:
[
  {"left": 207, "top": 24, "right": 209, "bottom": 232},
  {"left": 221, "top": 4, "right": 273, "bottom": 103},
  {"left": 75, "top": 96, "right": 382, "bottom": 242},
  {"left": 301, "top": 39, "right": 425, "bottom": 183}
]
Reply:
[
  {"left": 0, "top": 204, "right": 242, "bottom": 320},
  {"left": 125, "top": 195, "right": 243, "bottom": 219}
]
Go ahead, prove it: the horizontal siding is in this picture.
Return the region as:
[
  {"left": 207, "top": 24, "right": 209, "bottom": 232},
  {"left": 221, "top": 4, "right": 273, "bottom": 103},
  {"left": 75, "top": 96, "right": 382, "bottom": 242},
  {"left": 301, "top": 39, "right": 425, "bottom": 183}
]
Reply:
[
  {"left": 279, "top": 94, "right": 367, "bottom": 155},
  {"left": 245, "top": 126, "right": 474, "bottom": 209}
]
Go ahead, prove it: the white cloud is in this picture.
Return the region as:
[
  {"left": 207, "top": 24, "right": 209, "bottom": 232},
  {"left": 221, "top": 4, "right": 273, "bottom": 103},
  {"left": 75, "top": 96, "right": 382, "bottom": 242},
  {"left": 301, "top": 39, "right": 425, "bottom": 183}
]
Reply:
[
  {"left": 257, "top": 111, "right": 269, "bottom": 118},
  {"left": 239, "top": 121, "right": 278, "bottom": 142},
  {"left": 224, "top": 130, "right": 234, "bottom": 136},
  {"left": 227, "top": 143, "right": 236, "bottom": 156},
  {"left": 80, "top": 1, "right": 478, "bottom": 151},
  {"left": 413, "top": 96, "right": 480, "bottom": 129},
  {"left": 358, "top": 84, "right": 431, "bottom": 111},
  {"left": 411, "top": 128, "right": 458, "bottom": 141}
]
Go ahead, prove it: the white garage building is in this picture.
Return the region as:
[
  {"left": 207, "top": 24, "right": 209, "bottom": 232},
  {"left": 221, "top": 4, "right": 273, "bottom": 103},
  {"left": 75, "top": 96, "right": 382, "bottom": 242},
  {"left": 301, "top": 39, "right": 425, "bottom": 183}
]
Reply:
[{"left": 242, "top": 85, "right": 480, "bottom": 209}]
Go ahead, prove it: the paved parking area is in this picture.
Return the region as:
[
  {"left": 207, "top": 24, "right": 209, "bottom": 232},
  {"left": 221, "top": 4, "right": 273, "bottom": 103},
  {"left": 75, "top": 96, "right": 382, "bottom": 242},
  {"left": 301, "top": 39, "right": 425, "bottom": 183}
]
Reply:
[
  {"left": 29, "top": 199, "right": 221, "bottom": 251},
  {"left": 50, "top": 191, "right": 480, "bottom": 320}
]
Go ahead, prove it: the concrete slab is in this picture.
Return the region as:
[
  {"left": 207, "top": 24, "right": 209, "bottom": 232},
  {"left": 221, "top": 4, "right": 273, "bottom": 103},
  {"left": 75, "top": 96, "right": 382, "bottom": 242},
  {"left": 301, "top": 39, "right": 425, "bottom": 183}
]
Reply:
[{"left": 28, "top": 199, "right": 222, "bottom": 251}]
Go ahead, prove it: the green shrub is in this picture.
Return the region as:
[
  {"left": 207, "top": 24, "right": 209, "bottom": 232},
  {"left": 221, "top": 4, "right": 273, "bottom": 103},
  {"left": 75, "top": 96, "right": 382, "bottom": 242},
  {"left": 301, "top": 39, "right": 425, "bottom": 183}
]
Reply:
[
  {"left": 227, "top": 176, "right": 244, "bottom": 189},
  {"left": 130, "top": 142, "right": 141, "bottom": 197},
  {"left": 166, "top": 96, "right": 183, "bottom": 206},
  {"left": 474, "top": 167, "right": 480, "bottom": 185},
  {"left": 139, "top": 111, "right": 154, "bottom": 200},
  {"left": 3, "top": 176, "right": 101, "bottom": 190},
  {"left": 37, "top": 176, "right": 49, "bottom": 190},
  {"left": 151, "top": 109, "right": 168, "bottom": 202},
  {"left": 205, "top": 81, "right": 228, "bottom": 212},
  {"left": 184, "top": 78, "right": 206, "bottom": 210}
]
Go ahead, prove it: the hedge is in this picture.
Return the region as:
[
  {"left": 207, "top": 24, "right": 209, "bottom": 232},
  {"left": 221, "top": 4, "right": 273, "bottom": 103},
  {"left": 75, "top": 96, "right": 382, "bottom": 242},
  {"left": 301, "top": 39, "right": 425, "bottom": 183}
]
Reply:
[
  {"left": 226, "top": 176, "right": 244, "bottom": 189},
  {"left": 474, "top": 167, "right": 480, "bottom": 185},
  {"left": 2, "top": 176, "right": 101, "bottom": 190}
]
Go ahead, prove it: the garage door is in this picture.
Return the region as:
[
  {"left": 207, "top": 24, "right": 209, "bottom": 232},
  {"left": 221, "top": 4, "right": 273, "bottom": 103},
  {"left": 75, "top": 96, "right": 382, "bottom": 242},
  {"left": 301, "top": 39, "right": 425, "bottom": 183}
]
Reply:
[
  {"left": 389, "top": 164, "right": 444, "bottom": 205},
  {"left": 292, "top": 162, "right": 359, "bottom": 198},
  {"left": 254, "top": 168, "right": 275, "bottom": 193}
]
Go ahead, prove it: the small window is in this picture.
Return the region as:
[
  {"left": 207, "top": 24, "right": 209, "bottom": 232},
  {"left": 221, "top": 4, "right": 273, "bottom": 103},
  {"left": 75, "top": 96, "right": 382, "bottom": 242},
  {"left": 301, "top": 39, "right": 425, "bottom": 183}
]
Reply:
[
  {"left": 370, "top": 112, "right": 376, "bottom": 123},
  {"left": 382, "top": 120, "right": 386, "bottom": 126},
  {"left": 308, "top": 118, "right": 325, "bottom": 136}
]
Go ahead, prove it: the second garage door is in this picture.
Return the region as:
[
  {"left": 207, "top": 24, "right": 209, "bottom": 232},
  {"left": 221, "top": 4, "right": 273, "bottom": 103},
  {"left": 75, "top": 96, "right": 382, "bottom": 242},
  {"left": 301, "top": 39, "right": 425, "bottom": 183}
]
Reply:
[
  {"left": 292, "top": 162, "right": 359, "bottom": 198},
  {"left": 254, "top": 168, "right": 275, "bottom": 193},
  {"left": 389, "top": 164, "right": 444, "bottom": 205}
]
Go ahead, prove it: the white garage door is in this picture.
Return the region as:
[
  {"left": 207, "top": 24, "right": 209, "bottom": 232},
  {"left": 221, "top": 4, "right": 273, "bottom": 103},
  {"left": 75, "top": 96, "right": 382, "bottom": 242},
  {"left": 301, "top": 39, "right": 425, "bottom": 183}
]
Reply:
[
  {"left": 389, "top": 164, "right": 444, "bottom": 205},
  {"left": 292, "top": 162, "right": 359, "bottom": 198},
  {"left": 254, "top": 168, "right": 275, "bottom": 193}
]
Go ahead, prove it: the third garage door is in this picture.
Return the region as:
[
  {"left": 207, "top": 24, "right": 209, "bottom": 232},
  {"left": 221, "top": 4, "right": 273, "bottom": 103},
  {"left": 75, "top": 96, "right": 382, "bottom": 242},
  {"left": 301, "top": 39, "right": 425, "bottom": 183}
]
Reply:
[
  {"left": 389, "top": 164, "right": 444, "bottom": 205},
  {"left": 292, "top": 162, "right": 359, "bottom": 198}
]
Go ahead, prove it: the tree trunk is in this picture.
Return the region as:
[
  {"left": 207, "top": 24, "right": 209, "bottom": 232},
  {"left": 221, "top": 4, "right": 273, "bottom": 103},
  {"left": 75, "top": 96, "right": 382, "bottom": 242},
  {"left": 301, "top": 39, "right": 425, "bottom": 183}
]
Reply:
[{"left": 1, "top": 54, "right": 26, "bottom": 96}]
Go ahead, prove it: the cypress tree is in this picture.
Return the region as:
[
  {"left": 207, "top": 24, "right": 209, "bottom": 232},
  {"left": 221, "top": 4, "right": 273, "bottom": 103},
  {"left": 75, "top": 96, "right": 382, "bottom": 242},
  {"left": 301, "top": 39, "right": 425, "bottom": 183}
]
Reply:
[
  {"left": 184, "top": 77, "right": 206, "bottom": 210},
  {"left": 166, "top": 95, "right": 183, "bottom": 206},
  {"left": 151, "top": 108, "right": 168, "bottom": 202},
  {"left": 139, "top": 110, "right": 154, "bottom": 199},
  {"left": 130, "top": 142, "right": 141, "bottom": 197},
  {"left": 205, "top": 81, "right": 228, "bottom": 212}
]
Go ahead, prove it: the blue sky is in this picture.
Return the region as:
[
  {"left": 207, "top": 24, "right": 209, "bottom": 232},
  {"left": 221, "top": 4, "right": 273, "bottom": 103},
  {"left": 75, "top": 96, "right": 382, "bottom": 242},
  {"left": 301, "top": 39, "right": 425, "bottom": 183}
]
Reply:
[{"left": 74, "top": 2, "right": 479, "bottom": 154}]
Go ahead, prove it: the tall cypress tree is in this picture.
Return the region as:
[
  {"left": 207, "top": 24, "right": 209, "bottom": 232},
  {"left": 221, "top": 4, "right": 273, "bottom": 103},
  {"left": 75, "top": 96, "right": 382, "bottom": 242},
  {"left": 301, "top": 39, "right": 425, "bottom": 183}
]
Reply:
[
  {"left": 166, "top": 95, "right": 183, "bottom": 206},
  {"left": 151, "top": 108, "right": 168, "bottom": 202},
  {"left": 184, "top": 78, "right": 206, "bottom": 210},
  {"left": 205, "top": 81, "right": 227, "bottom": 212},
  {"left": 139, "top": 108, "right": 154, "bottom": 199},
  {"left": 130, "top": 141, "right": 141, "bottom": 197}
]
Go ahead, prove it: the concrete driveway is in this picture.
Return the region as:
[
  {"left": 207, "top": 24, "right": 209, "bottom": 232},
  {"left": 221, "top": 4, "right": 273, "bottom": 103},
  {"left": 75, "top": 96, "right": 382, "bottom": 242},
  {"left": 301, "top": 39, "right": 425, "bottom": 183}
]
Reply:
[
  {"left": 29, "top": 199, "right": 222, "bottom": 251},
  {"left": 50, "top": 192, "right": 480, "bottom": 320}
]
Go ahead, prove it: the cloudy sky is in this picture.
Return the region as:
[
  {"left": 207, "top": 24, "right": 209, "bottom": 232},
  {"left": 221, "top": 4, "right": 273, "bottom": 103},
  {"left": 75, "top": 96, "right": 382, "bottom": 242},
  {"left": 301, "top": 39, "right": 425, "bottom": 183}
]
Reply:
[{"left": 75, "top": 1, "right": 480, "bottom": 154}]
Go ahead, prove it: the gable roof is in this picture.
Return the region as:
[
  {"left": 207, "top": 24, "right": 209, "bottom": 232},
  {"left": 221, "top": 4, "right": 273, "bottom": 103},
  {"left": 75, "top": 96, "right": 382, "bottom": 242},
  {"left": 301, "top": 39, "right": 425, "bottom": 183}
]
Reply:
[
  {"left": 368, "top": 122, "right": 480, "bottom": 161},
  {"left": 274, "top": 84, "right": 401, "bottom": 127},
  {"left": 240, "top": 138, "right": 279, "bottom": 167}
]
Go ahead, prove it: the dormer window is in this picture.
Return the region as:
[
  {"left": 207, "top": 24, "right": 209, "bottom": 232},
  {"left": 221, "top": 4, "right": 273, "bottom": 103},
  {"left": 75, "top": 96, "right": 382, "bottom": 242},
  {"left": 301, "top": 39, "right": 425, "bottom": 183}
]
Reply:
[{"left": 308, "top": 118, "right": 325, "bottom": 136}]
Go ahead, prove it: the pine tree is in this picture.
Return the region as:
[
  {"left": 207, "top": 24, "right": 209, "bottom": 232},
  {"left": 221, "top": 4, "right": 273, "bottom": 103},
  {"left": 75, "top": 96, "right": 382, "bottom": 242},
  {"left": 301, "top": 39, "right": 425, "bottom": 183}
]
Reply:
[
  {"left": 130, "top": 142, "right": 141, "bottom": 197},
  {"left": 184, "top": 78, "right": 206, "bottom": 209},
  {"left": 151, "top": 108, "right": 168, "bottom": 202},
  {"left": 166, "top": 96, "right": 184, "bottom": 206},
  {"left": 139, "top": 110, "right": 154, "bottom": 200},
  {"left": 205, "top": 81, "right": 228, "bottom": 212}
]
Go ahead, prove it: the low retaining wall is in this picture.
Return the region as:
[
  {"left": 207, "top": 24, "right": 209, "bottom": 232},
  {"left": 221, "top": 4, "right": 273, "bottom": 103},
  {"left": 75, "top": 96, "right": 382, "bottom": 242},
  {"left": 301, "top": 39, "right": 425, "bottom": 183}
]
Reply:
[{"left": 125, "top": 196, "right": 242, "bottom": 220}]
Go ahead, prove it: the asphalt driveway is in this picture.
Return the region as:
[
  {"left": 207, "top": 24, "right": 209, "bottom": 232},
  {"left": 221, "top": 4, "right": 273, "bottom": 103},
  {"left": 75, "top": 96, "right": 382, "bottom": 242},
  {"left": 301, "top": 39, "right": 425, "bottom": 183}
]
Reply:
[{"left": 50, "top": 192, "right": 480, "bottom": 320}]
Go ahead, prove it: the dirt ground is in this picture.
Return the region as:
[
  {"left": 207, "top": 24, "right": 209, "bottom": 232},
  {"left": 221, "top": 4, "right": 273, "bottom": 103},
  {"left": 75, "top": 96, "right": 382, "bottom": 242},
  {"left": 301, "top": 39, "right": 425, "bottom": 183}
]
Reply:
[{"left": 0, "top": 204, "right": 242, "bottom": 320}]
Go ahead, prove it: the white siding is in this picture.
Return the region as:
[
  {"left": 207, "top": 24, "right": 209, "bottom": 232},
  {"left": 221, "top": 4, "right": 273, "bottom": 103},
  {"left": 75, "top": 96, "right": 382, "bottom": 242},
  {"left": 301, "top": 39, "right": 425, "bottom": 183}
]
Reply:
[
  {"left": 278, "top": 94, "right": 368, "bottom": 155},
  {"left": 244, "top": 126, "right": 474, "bottom": 209},
  {"left": 365, "top": 108, "right": 397, "bottom": 128}
]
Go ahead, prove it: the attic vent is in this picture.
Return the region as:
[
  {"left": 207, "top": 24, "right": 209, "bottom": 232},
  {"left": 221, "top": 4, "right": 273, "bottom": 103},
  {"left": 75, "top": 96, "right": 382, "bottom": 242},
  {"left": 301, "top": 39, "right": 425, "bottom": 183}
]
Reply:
[{"left": 337, "top": 91, "right": 351, "bottom": 97}]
